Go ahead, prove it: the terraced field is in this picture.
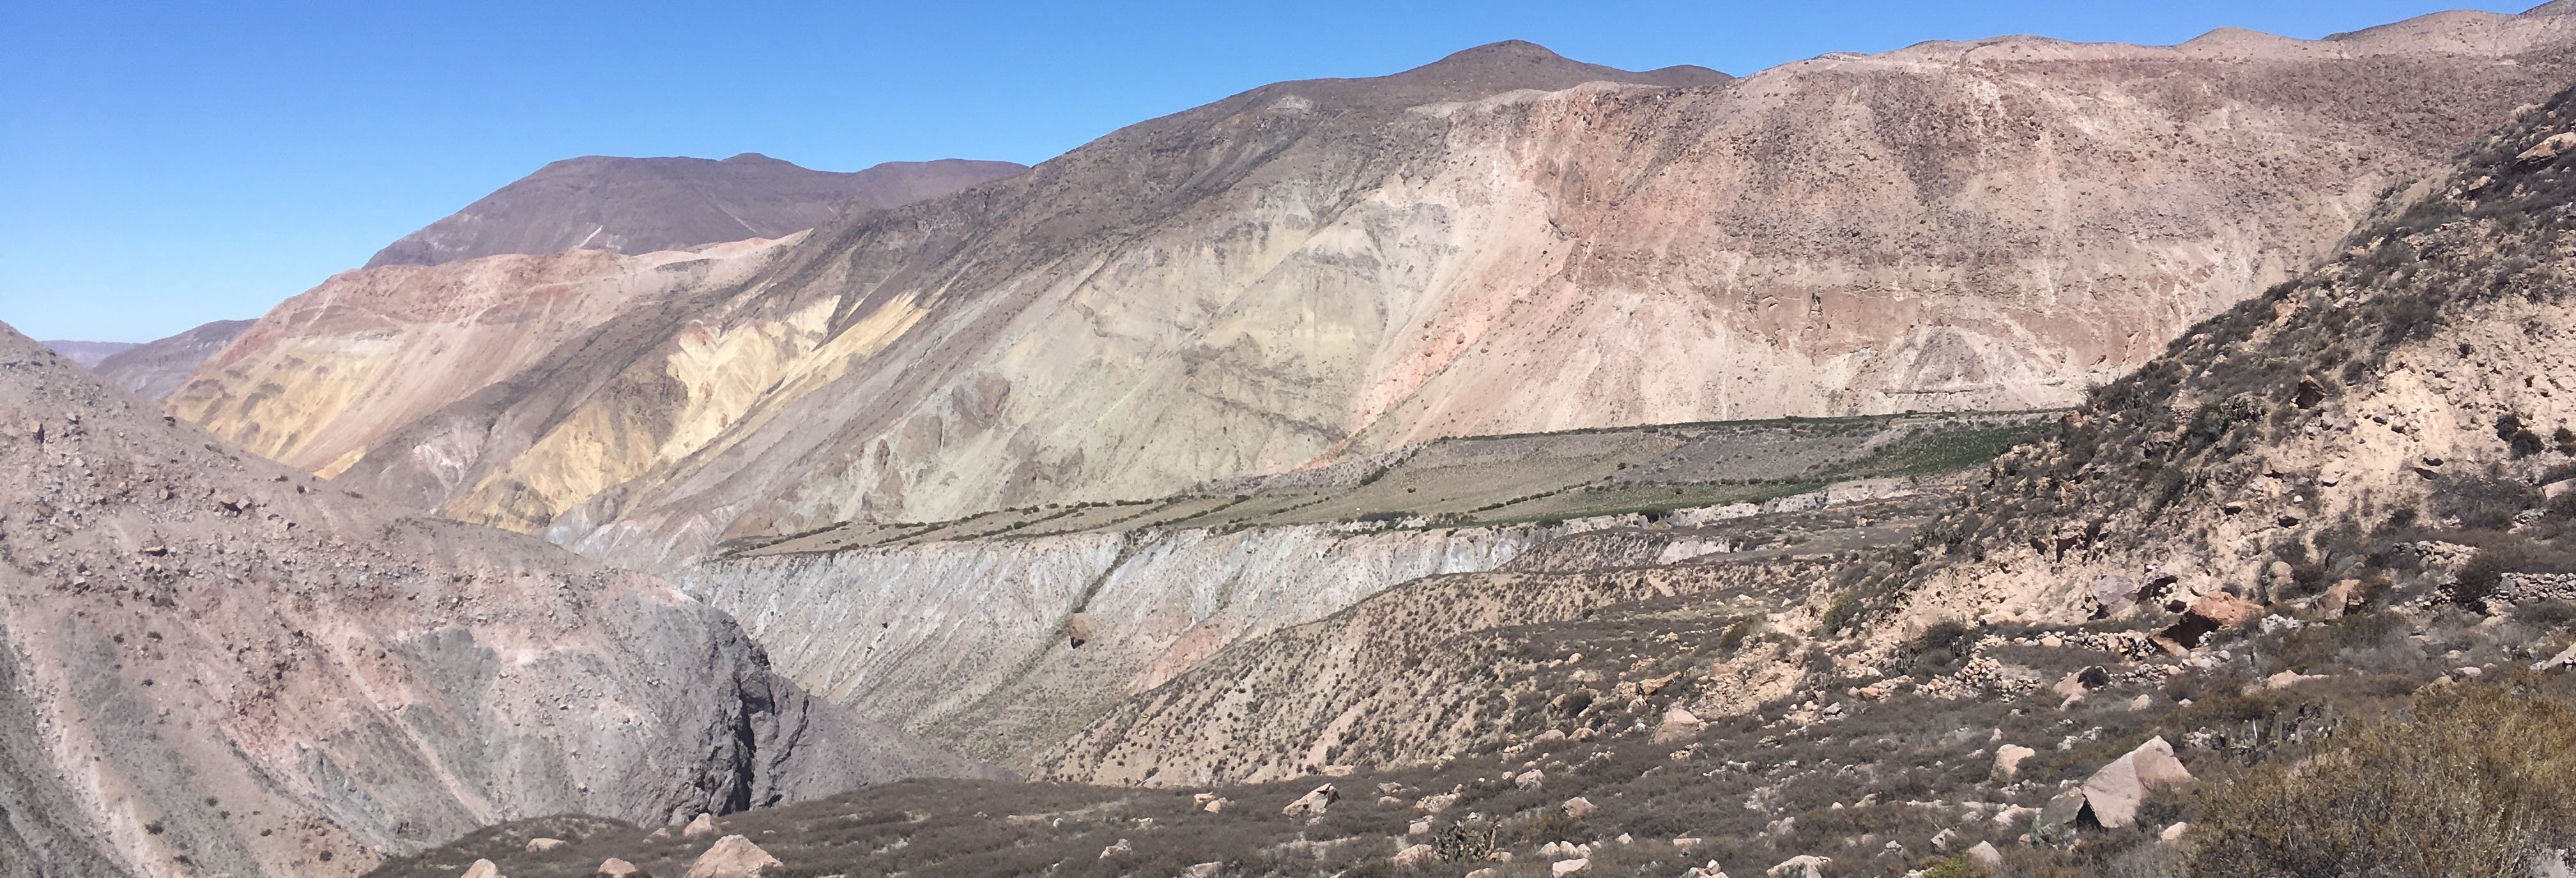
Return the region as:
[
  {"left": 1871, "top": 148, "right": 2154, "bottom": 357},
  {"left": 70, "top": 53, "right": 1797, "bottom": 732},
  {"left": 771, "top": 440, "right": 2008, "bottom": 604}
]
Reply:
[{"left": 726, "top": 412, "right": 2056, "bottom": 558}]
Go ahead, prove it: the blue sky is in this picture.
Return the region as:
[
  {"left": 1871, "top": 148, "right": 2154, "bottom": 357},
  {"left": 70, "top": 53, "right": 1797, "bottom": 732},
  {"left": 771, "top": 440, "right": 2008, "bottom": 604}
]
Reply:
[{"left": 0, "top": 0, "right": 2538, "bottom": 342}]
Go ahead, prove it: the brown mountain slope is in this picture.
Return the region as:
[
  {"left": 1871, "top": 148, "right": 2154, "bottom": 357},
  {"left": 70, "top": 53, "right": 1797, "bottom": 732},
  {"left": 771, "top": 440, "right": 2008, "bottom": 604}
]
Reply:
[
  {"left": 165, "top": 236, "right": 801, "bottom": 477},
  {"left": 36, "top": 340, "right": 134, "bottom": 367},
  {"left": 1874, "top": 71, "right": 2576, "bottom": 633},
  {"left": 0, "top": 323, "right": 976, "bottom": 878},
  {"left": 362, "top": 153, "right": 1026, "bottom": 268},
  {"left": 275, "top": 9, "right": 2576, "bottom": 570},
  {"left": 89, "top": 318, "right": 254, "bottom": 399}
]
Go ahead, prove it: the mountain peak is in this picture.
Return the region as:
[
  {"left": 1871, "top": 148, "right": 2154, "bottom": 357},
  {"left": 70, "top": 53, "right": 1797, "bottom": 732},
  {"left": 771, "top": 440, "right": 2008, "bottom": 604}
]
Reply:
[{"left": 364, "top": 153, "right": 1025, "bottom": 268}]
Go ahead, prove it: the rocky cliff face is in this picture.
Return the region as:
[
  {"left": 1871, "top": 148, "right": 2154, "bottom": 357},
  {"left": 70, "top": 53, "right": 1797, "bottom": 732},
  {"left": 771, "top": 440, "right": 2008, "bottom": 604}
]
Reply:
[
  {"left": 0, "top": 324, "right": 971, "bottom": 878},
  {"left": 89, "top": 318, "right": 254, "bottom": 399},
  {"left": 282, "top": 10, "right": 2576, "bottom": 571},
  {"left": 680, "top": 523, "right": 1545, "bottom": 768},
  {"left": 363, "top": 154, "right": 1026, "bottom": 268}
]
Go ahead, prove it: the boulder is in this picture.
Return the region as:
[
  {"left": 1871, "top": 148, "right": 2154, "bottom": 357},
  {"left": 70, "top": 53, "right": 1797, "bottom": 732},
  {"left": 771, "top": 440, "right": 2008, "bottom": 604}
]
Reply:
[
  {"left": 2081, "top": 737, "right": 2196, "bottom": 829},
  {"left": 1767, "top": 855, "right": 1830, "bottom": 878},
  {"left": 1993, "top": 744, "right": 2036, "bottom": 779},
  {"left": 1656, "top": 706, "right": 1705, "bottom": 743},
  {"left": 526, "top": 837, "right": 567, "bottom": 852},
  {"left": 2039, "top": 790, "right": 2089, "bottom": 828},
  {"left": 1098, "top": 838, "right": 1133, "bottom": 859},
  {"left": 1202, "top": 796, "right": 1230, "bottom": 813},
  {"left": 1284, "top": 783, "right": 1338, "bottom": 818},
  {"left": 2090, "top": 574, "right": 2142, "bottom": 612},
  {"left": 1967, "top": 841, "right": 2004, "bottom": 868},
  {"left": 463, "top": 861, "right": 503, "bottom": 878},
  {"left": 684, "top": 836, "right": 783, "bottom": 878},
  {"left": 1181, "top": 863, "right": 1223, "bottom": 878},
  {"left": 1465, "top": 871, "right": 1499, "bottom": 878},
  {"left": 2534, "top": 642, "right": 2576, "bottom": 672},
  {"left": 2159, "top": 592, "right": 2265, "bottom": 649},
  {"left": 2319, "top": 579, "right": 2359, "bottom": 619},
  {"left": 1409, "top": 817, "right": 1434, "bottom": 836},
  {"left": 681, "top": 813, "right": 718, "bottom": 838},
  {"left": 1393, "top": 843, "right": 1436, "bottom": 866},
  {"left": 2520, "top": 131, "right": 2576, "bottom": 162},
  {"left": 595, "top": 859, "right": 647, "bottom": 878},
  {"left": 1563, "top": 796, "right": 1597, "bottom": 819},
  {"left": 2051, "top": 672, "right": 2089, "bottom": 708},
  {"left": 1514, "top": 769, "right": 1545, "bottom": 789},
  {"left": 1552, "top": 858, "right": 1590, "bottom": 876}
]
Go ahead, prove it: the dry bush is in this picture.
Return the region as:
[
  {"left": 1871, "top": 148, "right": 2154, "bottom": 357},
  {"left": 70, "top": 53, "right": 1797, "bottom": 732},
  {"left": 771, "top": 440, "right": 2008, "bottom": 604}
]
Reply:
[{"left": 2189, "top": 683, "right": 2576, "bottom": 877}]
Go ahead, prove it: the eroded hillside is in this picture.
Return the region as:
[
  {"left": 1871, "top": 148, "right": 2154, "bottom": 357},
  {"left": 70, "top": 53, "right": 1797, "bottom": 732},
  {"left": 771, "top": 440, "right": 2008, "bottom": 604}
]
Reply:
[
  {"left": 0, "top": 325, "right": 981, "bottom": 878},
  {"left": 367, "top": 52, "right": 2576, "bottom": 878},
  {"left": 283, "top": 9, "right": 2576, "bottom": 571}
]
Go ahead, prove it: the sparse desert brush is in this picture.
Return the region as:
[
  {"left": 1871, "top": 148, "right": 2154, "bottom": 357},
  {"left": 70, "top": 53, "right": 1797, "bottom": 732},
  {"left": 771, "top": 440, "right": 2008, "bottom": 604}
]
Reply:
[{"left": 2189, "top": 682, "right": 2576, "bottom": 877}]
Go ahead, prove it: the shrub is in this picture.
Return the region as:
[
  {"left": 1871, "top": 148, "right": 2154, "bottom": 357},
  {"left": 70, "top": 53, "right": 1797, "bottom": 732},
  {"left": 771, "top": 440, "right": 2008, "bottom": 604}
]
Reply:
[
  {"left": 2189, "top": 684, "right": 2576, "bottom": 878},
  {"left": 1819, "top": 592, "right": 1861, "bottom": 637}
]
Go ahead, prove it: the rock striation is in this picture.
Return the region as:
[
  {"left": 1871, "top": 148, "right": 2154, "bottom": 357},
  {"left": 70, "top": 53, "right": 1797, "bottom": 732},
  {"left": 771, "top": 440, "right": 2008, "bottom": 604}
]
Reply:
[
  {"left": 0, "top": 323, "right": 970, "bottom": 878},
  {"left": 1894, "top": 72, "right": 2576, "bottom": 631},
  {"left": 680, "top": 522, "right": 1545, "bottom": 767},
  {"left": 260, "top": 11, "right": 2576, "bottom": 569}
]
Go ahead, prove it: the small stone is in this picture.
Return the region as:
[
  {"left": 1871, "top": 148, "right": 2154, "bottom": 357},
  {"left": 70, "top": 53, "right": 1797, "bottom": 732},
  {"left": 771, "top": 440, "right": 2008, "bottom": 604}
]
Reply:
[
  {"left": 1563, "top": 796, "right": 1596, "bottom": 819},
  {"left": 2160, "top": 822, "right": 2189, "bottom": 843},
  {"left": 462, "top": 861, "right": 502, "bottom": 878},
  {"left": 1181, "top": 864, "right": 1223, "bottom": 878},
  {"left": 1552, "top": 858, "right": 1590, "bottom": 876},
  {"left": 594, "top": 859, "right": 645, "bottom": 878},
  {"left": 1514, "top": 769, "right": 1545, "bottom": 789},
  {"left": 1099, "top": 839, "right": 1133, "bottom": 859},
  {"left": 526, "top": 838, "right": 567, "bottom": 853},
  {"left": 1393, "top": 843, "right": 1436, "bottom": 866}
]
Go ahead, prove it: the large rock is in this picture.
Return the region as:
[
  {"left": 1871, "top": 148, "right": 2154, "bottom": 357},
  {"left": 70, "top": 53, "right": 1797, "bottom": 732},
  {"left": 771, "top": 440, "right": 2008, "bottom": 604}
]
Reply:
[
  {"left": 683, "top": 835, "right": 783, "bottom": 878},
  {"left": 2081, "top": 736, "right": 2196, "bottom": 828},
  {"left": 1284, "top": 783, "right": 1340, "bottom": 817},
  {"left": 1993, "top": 744, "right": 2037, "bottom": 779},
  {"left": 1656, "top": 706, "right": 1706, "bottom": 743},
  {"left": 682, "top": 814, "right": 719, "bottom": 839},
  {"left": 595, "top": 859, "right": 647, "bottom": 878},
  {"left": 1767, "top": 855, "right": 1830, "bottom": 878},
  {"left": 462, "top": 861, "right": 503, "bottom": 878}
]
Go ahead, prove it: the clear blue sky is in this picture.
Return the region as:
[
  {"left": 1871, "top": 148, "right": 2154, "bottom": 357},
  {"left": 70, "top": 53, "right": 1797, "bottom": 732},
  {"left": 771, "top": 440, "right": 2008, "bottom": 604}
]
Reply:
[{"left": 0, "top": 0, "right": 2538, "bottom": 342}]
